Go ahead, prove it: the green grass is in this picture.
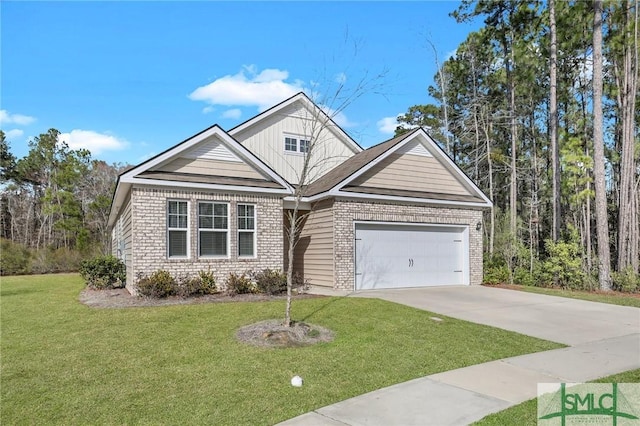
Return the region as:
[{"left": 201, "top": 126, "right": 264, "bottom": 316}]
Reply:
[
  {"left": 1, "top": 274, "right": 563, "bottom": 425},
  {"left": 474, "top": 369, "right": 640, "bottom": 425},
  {"left": 491, "top": 284, "right": 640, "bottom": 308}
]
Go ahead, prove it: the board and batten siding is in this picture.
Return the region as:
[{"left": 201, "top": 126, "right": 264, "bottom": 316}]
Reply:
[
  {"left": 233, "top": 103, "right": 357, "bottom": 184},
  {"left": 350, "top": 153, "right": 472, "bottom": 196},
  {"left": 153, "top": 157, "right": 265, "bottom": 180},
  {"left": 294, "top": 200, "right": 335, "bottom": 287}
]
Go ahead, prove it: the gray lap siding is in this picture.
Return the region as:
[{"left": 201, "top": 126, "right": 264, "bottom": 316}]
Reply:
[
  {"left": 129, "top": 186, "right": 283, "bottom": 294},
  {"left": 333, "top": 199, "right": 484, "bottom": 290}
]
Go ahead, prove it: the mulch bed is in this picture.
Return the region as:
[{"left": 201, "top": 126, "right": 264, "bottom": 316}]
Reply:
[{"left": 78, "top": 287, "right": 322, "bottom": 309}]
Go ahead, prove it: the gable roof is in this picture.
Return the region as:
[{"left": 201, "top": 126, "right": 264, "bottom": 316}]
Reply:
[
  {"left": 305, "top": 129, "right": 417, "bottom": 197},
  {"left": 304, "top": 128, "right": 492, "bottom": 208},
  {"left": 229, "top": 91, "right": 362, "bottom": 154},
  {"left": 108, "top": 125, "right": 292, "bottom": 227}
]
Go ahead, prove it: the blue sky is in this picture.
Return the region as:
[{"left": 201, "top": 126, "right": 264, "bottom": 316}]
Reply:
[{"left": 1, "top": 1, "right": 480, "bottom": 165}]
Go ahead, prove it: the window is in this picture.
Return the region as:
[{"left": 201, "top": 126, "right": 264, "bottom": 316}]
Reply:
[
  {"left": 299, "top": 139, "right": 310, "bottom": 153},
  {"left": 167, "top": 200, "right": 188, "bottom": 258},
  {"left": 285, "top": 137, "right": 297, "bottom": 152},
  {"left": 284, "top": 135, "right": 309, "bottom": 154},
  {"left": 237, "top": 204, "right": 256, "bottom": 257},
  {"left": 198, "top": 202, "right": 228, "bottom": 257}
]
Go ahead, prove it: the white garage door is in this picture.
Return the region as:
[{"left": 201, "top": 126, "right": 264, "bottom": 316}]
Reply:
[{"left": 355, "top": 223, "right": 469, "bottom": 290}]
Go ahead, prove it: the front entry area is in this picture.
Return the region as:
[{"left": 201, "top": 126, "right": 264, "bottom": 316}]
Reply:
[{"left": 354, "top": 222, "right": 469, "bottom": 290}]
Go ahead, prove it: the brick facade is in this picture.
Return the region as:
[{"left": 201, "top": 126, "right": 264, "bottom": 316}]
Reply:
[
  {"left": 128, "top": 186, "right": 283, "bottom": 293},
  {"left": 332, "top": 199, "right": 485, "bottom": 290}
]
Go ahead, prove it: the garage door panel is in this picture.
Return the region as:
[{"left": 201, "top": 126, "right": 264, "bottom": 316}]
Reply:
[{"left": 355, "top": 223, "right": 468, "bottom": 290}]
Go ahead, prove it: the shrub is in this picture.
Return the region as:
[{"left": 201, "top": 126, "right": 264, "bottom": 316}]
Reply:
[
  {"left": 482, "top": 255, "right": 510, "bottom": 285},
  {"left": 198, "top": 269, "right": 218, "bottom": 294},
  {"left": 538, "top": 238, "right": 585, "bottom": 290},
  {"left": 253, "top": 269, "right": 287, "bottom": 295},
  {"left": 137, "top": 270, "right": 176, "bottom": 298},
  {"left": 30, "top": 247, "right": 83, "bottom": 274},
  {"left": 612, "top": 268, "right": 639, "bottom": 293},
  {"left": 0, "top": 239, "right": 31, "bottom": 276},
  {"left": 79, "top": 255, "right": 126, "bottom": 289},
  {"left": 175, "top": 270, "right": 218, "bottom": 297},
  {"left": 225, "top": 272, "right": 254, "bottom": 295}
]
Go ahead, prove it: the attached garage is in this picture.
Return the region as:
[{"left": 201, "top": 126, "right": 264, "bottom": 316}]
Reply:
[{"left": 354, "top": 222, "right": 469, "bottom": 290}]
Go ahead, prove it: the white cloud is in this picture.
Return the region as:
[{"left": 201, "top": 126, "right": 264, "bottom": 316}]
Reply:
[
  {"left": 320, "top": 105, "right": 357, "bottom": 128},
  {"left": 4, "top": 129, "right": 24, "bottom": 140},
  {"left": 221, "top": 108, "right": 242, "bottom": 120},
  {"left": 0, "top": 110, "right": 36, "bottom": 126},
  {"left": 188, "top": 65, "right": 303, "bottom": 111},
  {"left": 335, "top": 72, "right": 347, "bottom": 85},
  {"left": 377, "top": 115, "right": 401, "bottom": 134},
  {"left": 202, "top": 106, "right": 215, "bottom": 114},
  {"left": 58, "top": 129, "right": 129, "bottom": 155}
]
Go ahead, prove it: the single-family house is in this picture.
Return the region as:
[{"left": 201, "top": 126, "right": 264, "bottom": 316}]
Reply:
[{"left": 108, "top": 92, "right": 492, "bottom": 294}]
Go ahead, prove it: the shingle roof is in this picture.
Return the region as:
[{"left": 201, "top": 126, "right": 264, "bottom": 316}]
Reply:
[{"left": 304, "top": 129, "right": 419, "bottom": 197}]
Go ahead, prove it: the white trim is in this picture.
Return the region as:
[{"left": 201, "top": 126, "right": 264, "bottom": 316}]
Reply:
[
  {"left": 353, "top": 221, "right": 470, "bottom": 291},
  {"left": 306, "top": 190, "right": 491, "bottom": 209},
  {"left": 167, "top": 199, "right": 190, "bottom": 259},
  {"left": 197, "top": 201, "right": 230, "bottom": 259},
  {"left": 322, "top": 129, "right": 492, "bottom": 208},
  {"left": 229, "top": 93, "right": 362, "bottom": 154},
  {"left": 237, "top": 203, "right": 257, "bottom": 259},
  {"left": 119, "top": 125, "right": 293, "bottom": 192},
  {"left": 122, "top": 177, "right": 290, "bottom": 195}
]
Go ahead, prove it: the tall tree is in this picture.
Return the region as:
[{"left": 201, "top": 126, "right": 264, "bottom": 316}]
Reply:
[
  {"left": 592, "top": 0, "right": 612, "bottom": 290},
  {"left": 549, "top": 0, "right": 561, "bottom": 242}
]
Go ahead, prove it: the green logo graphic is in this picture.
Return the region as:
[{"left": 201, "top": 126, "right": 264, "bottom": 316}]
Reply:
[{"left": 538, "top": 383, "right": 640, "bottom": 425}]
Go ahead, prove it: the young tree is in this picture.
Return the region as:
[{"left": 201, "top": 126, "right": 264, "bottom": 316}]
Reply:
[{"left": 283, "top": 73, "right": 386, "bottom": 327}]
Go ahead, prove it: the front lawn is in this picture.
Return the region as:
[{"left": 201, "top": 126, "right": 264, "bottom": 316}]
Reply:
[
  {"left": 485, "top": 284, "right": 640, "bottom": 308},
  {"left": 474, "top": 369, "right": 640, "bottom": 425},
  {"left": 1, "top": 274, "right": 562, "bottom": 425}
]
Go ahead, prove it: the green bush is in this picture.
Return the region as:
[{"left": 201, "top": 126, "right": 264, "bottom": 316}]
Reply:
[
  {"left": 612, "top": 268, "right": 639, "bottom": 293},
  {"left": 482, "top": 255, "right": 510, "bottom": 284},
  {"left": 176, "top": 270, "right": 218, "bottom": 297},
  {"left": 79, "top": 255, "right": 126, "bottom": 289},
  {"left": 225, "top": 272, "right": 254, "bottom": 295},
  {"left": 538, "top": 238, "right": 585, "bottom": 289},
  {"left": 0, "top": 239, "right": 31, "bottom": 276},
  {"left": 252, "top": 269, "right": 287, "bottom": 295},
  {"left": 137, "top": 270, "right": 176, "bottom": 298}
]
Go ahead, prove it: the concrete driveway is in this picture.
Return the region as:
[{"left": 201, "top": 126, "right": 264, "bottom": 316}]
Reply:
[
  {"left": 353, "top": 285, "right": 640, "bottom": 345},
  {"left": 280, "top": 286, "right": 640, "bottom": 426}
]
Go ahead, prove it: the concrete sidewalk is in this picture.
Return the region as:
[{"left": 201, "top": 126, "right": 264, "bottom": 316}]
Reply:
[{"left": 278, "top": 287, "right": 640, "bottom": 426}]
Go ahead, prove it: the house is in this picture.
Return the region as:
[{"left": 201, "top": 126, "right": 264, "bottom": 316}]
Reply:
[{"left": 108, "top": 92, "right": 492, "bottom": 294}]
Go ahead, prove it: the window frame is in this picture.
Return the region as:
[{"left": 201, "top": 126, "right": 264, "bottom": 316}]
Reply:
[
  {"left": 197, "top": 201, "right": 230, "bottom": 259},
  {"left": 237, "top": 203, "right": 257, "bottom": 258},
  {"left": 283, "top": 134, "right": 309, "bottom": 155},
  {"left": 167, "top": 199, "right": 189, "bottom": 259}
]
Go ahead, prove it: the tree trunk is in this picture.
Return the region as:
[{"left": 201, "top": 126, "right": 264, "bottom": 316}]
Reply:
[
  {"left": 616, "top": 0, "right": 639, "bottom": 273},
  {"left": 550, "top": 0, "right": 561, "bottom": 241},
  {"left": 593, "top": 0, "right": 612, "bottom": 290}
]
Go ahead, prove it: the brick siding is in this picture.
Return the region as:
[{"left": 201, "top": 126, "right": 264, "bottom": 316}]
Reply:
[
  {"left": 333, "top": 199, "right": 485, "bottom": 290},
  {"left": 128, "top": 186, "right": 283, "bottom": 294}
]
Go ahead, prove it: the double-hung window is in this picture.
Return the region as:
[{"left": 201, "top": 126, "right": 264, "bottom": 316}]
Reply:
[
  {"left": 237, "top": 204, "right": 256, "bottom": 257},
  {"left": 198, "top": 202, "right": 228, "bottom": 257},
  {"left": 167, "top": 200, "right": 188, "bottom": 258}
]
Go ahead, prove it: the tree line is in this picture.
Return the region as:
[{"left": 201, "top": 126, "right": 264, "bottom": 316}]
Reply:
[
  {"left": 396, "top": 0, "right": 638, "bottom": 290},
  {"left": 0, "top": 129, "right": 125, "bottom": 274}
]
